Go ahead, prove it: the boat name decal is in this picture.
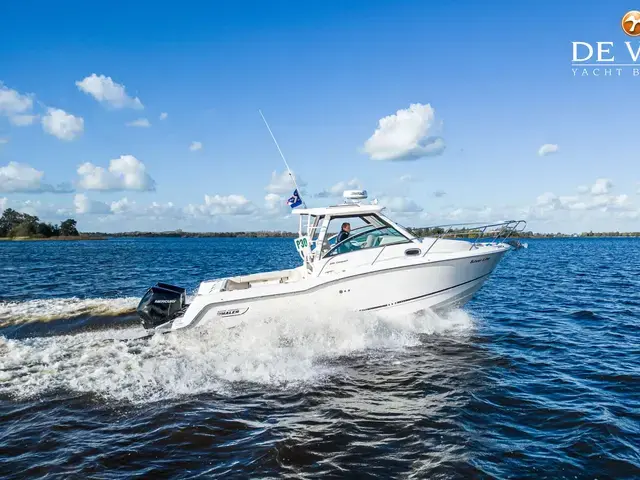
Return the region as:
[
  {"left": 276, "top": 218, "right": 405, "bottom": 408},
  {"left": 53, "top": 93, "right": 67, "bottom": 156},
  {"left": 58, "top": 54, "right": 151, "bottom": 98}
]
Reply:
[
  {"left": 470, "top": 257, "right": 490, "bottom": 264},
  {"left": 330, "top": 259, "right": 348, "bottom": 265},
  {"left": 216, "top": 307, "right": 249, "bottom": 316}
]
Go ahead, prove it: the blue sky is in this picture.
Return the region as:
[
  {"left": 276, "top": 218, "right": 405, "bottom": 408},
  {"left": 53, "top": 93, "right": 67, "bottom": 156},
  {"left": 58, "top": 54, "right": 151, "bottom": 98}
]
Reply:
[{"left": 1, "top": 0, "right": 639, "bottom": 233}]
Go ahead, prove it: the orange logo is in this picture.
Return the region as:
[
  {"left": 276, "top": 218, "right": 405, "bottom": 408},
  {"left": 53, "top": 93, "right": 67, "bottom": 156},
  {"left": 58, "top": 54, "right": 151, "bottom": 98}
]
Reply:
[{"left": 622, "top": 11, "right": 640, "bottom": 36}]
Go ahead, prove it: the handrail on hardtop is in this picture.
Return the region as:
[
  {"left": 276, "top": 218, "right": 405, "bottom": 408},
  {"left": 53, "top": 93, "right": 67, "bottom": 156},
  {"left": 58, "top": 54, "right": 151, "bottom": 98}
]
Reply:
[{"left": 419, "top": 219, "right": 527, "bottom": 256}]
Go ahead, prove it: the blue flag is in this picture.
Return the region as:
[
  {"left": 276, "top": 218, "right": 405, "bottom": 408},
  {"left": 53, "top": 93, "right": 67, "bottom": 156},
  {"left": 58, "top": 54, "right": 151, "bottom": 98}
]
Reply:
[{"left": 287, "top": 189, "right": 302, "bottom": 208}]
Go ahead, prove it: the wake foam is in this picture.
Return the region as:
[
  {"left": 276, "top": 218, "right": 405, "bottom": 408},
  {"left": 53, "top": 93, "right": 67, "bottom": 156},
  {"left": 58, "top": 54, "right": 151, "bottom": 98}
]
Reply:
[
  {"left": 0, "top": 297, "right": 140, "bottom": 327},
  {"left": 0, "top": 306, "right": 475, "bottom": 404}
]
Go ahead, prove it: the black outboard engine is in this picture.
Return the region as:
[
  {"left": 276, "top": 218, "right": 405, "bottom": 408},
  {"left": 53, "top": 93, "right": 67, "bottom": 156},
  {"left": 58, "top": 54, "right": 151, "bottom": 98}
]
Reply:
[{"left": 137, "top": 282, "right": 188, "bottom": 329}]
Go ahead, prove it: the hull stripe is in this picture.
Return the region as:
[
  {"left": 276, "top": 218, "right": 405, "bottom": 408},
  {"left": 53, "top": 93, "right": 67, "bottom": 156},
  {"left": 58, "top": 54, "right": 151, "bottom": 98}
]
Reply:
[{"left": 358, "top": 272, "right": 492, "bottom": 312}]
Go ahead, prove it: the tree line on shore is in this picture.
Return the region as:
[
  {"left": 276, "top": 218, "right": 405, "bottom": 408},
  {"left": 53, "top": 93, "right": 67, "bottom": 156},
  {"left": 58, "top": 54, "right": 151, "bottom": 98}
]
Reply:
[
  {"left": 0, "top": 209, "right": 79, "bottom": 238},
  {"left": 1, "top": 209, "right": 638, "bottom": 240}
]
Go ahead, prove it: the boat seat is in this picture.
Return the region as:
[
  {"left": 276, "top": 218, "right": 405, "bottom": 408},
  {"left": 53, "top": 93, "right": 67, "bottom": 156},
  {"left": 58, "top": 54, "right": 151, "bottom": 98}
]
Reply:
[{"left": 365, "top": 234, "right": 376, "bottom": 248}]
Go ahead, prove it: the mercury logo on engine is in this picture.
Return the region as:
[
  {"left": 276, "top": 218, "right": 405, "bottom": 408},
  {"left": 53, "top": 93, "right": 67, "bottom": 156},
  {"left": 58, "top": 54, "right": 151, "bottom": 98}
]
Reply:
[{"left": 154, "top": 299, "right": 177, "bottom": 303}]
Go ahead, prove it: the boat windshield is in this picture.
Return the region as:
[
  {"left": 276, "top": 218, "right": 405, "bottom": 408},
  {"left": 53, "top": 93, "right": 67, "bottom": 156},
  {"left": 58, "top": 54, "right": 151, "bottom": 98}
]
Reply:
[{"left": 322, "top": 214, "right": 410, "bottom": 258}]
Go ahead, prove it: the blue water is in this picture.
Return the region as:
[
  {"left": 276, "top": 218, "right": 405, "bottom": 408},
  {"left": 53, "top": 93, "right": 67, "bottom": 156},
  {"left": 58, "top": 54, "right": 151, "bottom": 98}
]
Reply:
[{"left": 0, "top": 237, "right": 638, "bottom": 479}]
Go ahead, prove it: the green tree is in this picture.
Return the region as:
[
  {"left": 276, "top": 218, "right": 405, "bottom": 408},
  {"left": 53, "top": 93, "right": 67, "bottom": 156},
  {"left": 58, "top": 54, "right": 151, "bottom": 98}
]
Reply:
[
  {"left": 9, "top": 221, "right": 37, "bottom": 238},
  {"left": 36, "top": 222, "right": 57, "bottom": 238},
  {"left": 0, "top": 208, "right": 23, "bottom": 237},
  {"left": 60, "top": 219, "right": 79, "bottom": 236}
]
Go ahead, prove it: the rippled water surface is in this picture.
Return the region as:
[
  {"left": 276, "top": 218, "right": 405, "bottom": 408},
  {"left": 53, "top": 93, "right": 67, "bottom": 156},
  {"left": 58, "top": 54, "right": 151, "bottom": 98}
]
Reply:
[{"left": 0, "top": 237, "right": 638, "bottom": 479}]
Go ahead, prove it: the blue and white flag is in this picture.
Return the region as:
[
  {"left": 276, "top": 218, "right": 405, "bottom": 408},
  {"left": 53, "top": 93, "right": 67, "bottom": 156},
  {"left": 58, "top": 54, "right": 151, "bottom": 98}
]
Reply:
[{"left": 287, "top": 189, "right": 302, "bottom": 209}]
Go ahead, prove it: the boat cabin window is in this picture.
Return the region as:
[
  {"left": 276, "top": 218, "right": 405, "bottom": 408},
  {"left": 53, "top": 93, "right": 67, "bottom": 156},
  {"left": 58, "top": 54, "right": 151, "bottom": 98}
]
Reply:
[{"left": 322, "top": 214, "right": 410, "bottom": 258}]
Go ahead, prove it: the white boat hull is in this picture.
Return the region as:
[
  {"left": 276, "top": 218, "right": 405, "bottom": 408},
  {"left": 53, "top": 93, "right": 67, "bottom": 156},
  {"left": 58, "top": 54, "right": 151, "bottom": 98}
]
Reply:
[{"left": 167, "top": 247, "right": 507, "bottom": 332}]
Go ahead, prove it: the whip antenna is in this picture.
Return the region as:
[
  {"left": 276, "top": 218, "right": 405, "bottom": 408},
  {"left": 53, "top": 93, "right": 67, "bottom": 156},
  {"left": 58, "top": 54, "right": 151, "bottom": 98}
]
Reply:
[{"left": 258, "top": 109, "right": 306, "bottom": 208}]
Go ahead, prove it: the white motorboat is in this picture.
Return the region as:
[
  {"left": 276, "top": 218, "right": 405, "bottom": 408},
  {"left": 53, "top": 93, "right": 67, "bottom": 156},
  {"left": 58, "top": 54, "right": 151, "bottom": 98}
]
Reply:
[{"left": 136, "top": 190, "right": 526, "bottom": 333}]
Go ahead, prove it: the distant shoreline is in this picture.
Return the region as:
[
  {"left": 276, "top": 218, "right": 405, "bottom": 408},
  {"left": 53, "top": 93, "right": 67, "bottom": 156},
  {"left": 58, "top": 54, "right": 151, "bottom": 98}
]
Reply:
[
  {"left": 0, "top": 235, "right": 108, "bottom": 242},
  {"left": 2, "top": 232, "right": 638, "bottom": 242},
  {"left": 82, "top": 231, "right": 640, "bottom": 239}
]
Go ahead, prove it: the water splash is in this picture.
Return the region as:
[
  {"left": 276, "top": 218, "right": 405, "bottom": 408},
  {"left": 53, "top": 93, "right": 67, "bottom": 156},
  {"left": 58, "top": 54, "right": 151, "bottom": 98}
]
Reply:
[
  {"left": 0, "top": 297, "right": 140, "bottom": 327},
  {"left": 0, "top": 305, "right": 475, "bottom": 404}
]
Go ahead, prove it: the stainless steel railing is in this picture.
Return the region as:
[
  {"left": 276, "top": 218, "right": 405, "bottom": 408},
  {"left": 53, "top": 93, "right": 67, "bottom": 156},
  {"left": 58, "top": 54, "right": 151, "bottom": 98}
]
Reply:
[{"left": 418, "top": 220, "right": 528, "bottom": 256}]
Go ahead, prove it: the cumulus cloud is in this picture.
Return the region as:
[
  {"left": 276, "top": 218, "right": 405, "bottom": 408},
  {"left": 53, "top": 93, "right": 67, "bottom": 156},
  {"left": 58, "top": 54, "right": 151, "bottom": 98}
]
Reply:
[
  {"left": 0, "top": 162, "right": 73, "bottom": 193},
  {"left": 264, "top": 193, "right": 291, "bottom": 218},
  {"left": 75, "top": 74, "right": 143, "bottom": 109},
  {"left": 0, "top": 82, "right": 37, "bottom": 126},
  {"left": 41, "top": 108, "right": 84, "bottom": 141},
  {"left": 538, "top": 144, "right": 559, "bottom": 156},
  {"left": 530, "top": 180, "right": 632, "bottom": 216},
  {"left": 379, "top": 196, "right": 423, "bottom": 213},
  {"left": 590, "top": 178, "right": 612, "bottom": 195},
  {"left": 159, "top": 112, "right": 168, "bottom": 120},
  {"left": 315, "top": 178, "right": 361, "bottom": 198},
  {"left": 363, "top": 103, "right": 446, "bottom": 161},
  {"left": 77, "top": 155, "right": 156, "bottom": 192},
  {"left": 74, "top": 194, "right": 111, "bottom": 215},
  {"left": 126, "top": 118, "right": 151, "bottom": 128},
  {"left": 109, "top": 197, "right": 135, "bottom": 215},
  {"left": 189, "top": 141, "right": 202, "bottom": 151},
  {"left": 266, "top": 170, "right": 307, "bottom": 195},
  {"left": 187, "top": 194, "right": 256, "bottom": 216},
  {"left": 0, "top": 197, "right": 71, "bottom": 218}
]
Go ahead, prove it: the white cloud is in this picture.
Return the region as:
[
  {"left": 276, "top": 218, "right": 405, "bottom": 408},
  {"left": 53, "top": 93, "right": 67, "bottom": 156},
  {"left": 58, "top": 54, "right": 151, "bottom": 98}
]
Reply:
[
  {"left": 187, "top": 194, "right": 256, "bottom": 216},
  {"left": 590, "top": 178, "right": 612, "bottom": 195},
  {"left": 0, "top": 138, "right": 8, "bottom": 144},
  {"left": 41, "top": 108, "right": 84, "bottom": 141},
  {"left": 75, "top": 74, "right": 143, "bottom": 109},
  {"left": 125, "top": 118, "right": 151, "bottom": 128},
  {"left": 363, "top": 103, "right": 446, "bottom": 161},
  {"left": 110, "top": 197, "right": 135, "bottom": 214},
  {"left": 77, "top": 155, "right": 156, "bottom": 192},
  {"left": 265, "top": 170, "right": 307, "bottom": 195},
  {"left": 529, "top": 180, "right": 634, "bottom": 218},
  {"left": 74, "top": 194, "right": 111, "bottom": 215},
  {"left": 379, "top": 196, "right": 423, "bottom": 213},
  {"left": 0, "top": 162, "right": 72, "bottom": 193},
  {"left": 315, "top": 178, "right": 361, "bottom": 198},
  {"left": 189, "top": 141, "right": 202, "bottom": 151},
  {"left": 145, "top": 201, "right": 184, "bottom": 219},
  {"left": 264, "top": 193, "right": 290, "bottom": 218},
  {"left": 0, "top": 196, "right": 72, "bottom": 218},
  {"left": 0, "top": 82, "right": 36, "bottom": 126},
  {"left": 538, "top": 144, "right": 559, "bottom": 156},
  {"left": 159, "top": 112, "right": 168, "bottom": 120}
]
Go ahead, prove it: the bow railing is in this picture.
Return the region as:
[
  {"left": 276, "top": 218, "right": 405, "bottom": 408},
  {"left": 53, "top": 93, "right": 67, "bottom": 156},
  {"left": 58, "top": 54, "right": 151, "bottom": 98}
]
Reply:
[{"left": 412, "top": 220, "right": 528, "bottom": 256}]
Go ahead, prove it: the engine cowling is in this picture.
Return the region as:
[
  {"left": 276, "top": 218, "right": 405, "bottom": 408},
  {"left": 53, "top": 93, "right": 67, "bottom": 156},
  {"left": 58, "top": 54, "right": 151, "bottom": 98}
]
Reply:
[{"left": 136, "top": 283, "right": 187, "bottom": 329}]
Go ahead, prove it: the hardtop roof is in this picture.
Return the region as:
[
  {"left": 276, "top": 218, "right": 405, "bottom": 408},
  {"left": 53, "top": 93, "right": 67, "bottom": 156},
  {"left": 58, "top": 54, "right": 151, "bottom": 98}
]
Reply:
[{"left": 291, "top": 203, "right": 385, "bottom": 217}]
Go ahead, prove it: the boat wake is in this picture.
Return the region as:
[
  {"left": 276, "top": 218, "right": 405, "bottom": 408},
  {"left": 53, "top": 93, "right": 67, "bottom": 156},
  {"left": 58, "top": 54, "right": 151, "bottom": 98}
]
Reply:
[
  {"left": 0, "top": 297, "right": 140, "bottom": 327},
  {"left": 0, "top": 305, "right": 475, "bottom": 404}
]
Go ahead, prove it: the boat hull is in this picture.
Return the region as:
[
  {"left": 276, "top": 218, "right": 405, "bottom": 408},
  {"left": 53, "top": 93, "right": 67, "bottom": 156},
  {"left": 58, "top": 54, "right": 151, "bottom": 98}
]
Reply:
[{"left": 168, "top": 248, "right": 507, "bottom": 332}]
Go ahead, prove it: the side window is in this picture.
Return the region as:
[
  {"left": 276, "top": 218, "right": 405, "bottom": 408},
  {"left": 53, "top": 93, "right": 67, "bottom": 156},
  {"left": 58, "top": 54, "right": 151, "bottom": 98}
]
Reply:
[{"left": 324, "top": 225, "right": 409, "bottom": 257}]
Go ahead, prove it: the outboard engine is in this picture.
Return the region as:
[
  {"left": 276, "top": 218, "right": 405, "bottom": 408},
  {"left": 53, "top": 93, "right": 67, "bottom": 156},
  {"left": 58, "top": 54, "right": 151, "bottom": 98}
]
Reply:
[{"left": 136, "top": 282, "right": 188, "bottom": 329}]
